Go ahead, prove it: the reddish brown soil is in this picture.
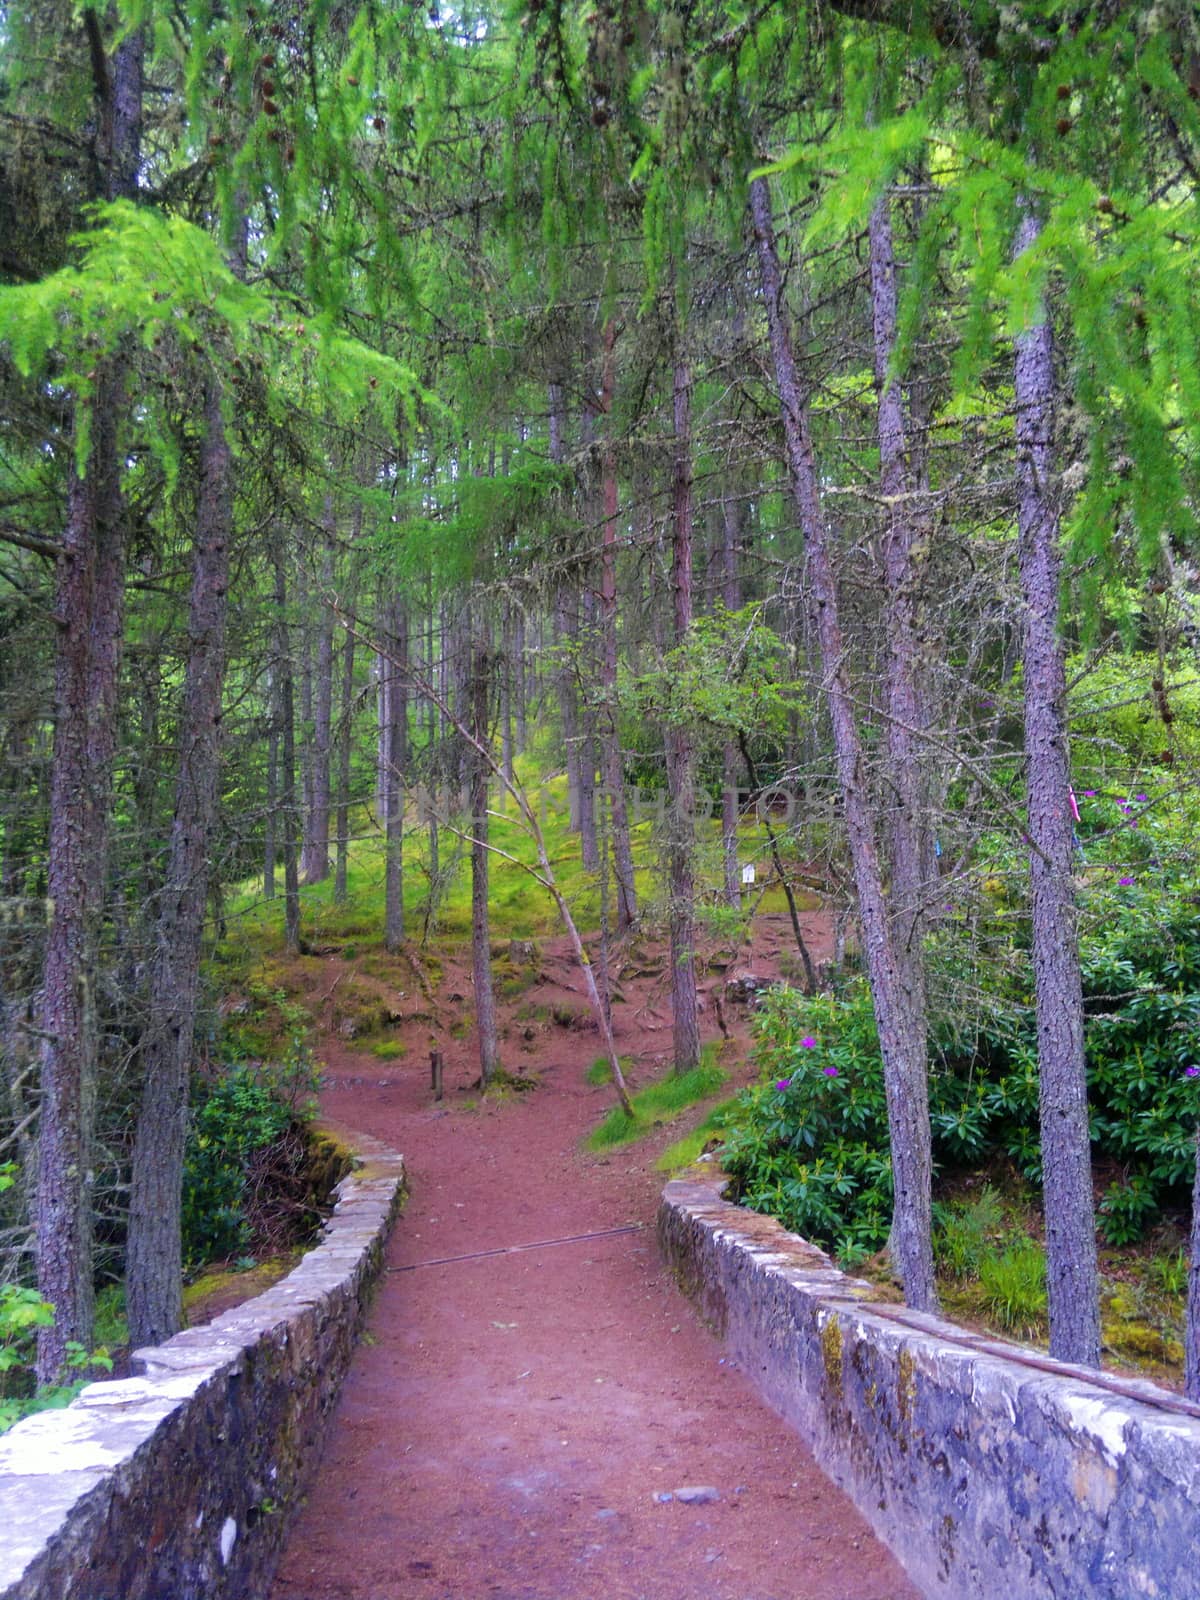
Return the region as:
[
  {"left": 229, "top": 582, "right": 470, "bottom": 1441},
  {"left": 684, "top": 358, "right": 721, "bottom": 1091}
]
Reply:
[{"left": 270, "top": 914, "right": 920, "bottom": 1600}]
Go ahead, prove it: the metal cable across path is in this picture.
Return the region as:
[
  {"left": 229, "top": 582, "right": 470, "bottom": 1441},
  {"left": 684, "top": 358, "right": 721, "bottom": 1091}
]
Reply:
[{"left": 387, "top": 1222, "right": 645, "bottom": 1273}]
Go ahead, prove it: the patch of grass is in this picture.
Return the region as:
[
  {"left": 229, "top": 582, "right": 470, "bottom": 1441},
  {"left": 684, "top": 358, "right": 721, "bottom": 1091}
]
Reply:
[
  {"left": 370, "top": 1040, "right": 407, "bottom": 1060},
  {"left": 976, "top": 1238, "right": 1048, "bottom": 1340},
  {"left": 655, "top": 1096, "right": 740, "bottom": 1172},
  {"left": 585, "top": 1055, "right": 634, "bottom": 1086},
  {"left": 933, "top": 1184, "right": 1006, "bottom": 1281},
  {"left": 586, "top": 1046, "right": 727, "bottom": 1152}
]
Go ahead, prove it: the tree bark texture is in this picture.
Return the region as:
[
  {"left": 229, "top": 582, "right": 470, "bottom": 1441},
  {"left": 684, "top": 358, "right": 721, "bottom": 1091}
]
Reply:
[
  {"left": 720, "top": 491, "right": 743, "bottom": 911},
  {"left": 333, "top": 597, "right": 357, "bottom": 906},
  {"left": 599, "top": 320, "right": 637, "bottom": 929},
  {"left": 302, "top": 528, "right": 335, "bottom": 884},
  {"left": 666, "top": 356, "right": 700, "bottom": 1075},
  {"left": 469, "top": 637, "right": 499, "bottom": 1085},
  {"left": 869, "top": 190, "right": 934, "bottom": 1205},
  {"left": 274, "top": 554, "right": 301, "bottom": 956},
  {"left": 126, "top": 372, "right": 232, "bottom": 1349},
  {"left": 1013, "top": 210, "right": 1100, "bottom": 1368},
  {"left": 263, "top": 666, "right": 279, "bottom": 901},
  {"left": 35, "top": 19, "right": 143, "bottom": 1383},
  {"left": 750, "top": 173, "right": 937, "bottom": 1313},
  {"left": 383, "top": 599, "right": 407, "bottom": 953}
]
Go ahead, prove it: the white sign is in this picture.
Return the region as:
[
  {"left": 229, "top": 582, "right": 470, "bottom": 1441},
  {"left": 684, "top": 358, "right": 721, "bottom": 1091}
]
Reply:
[{"left": 741, "top": 864, "right": 756, "bottom": 885}]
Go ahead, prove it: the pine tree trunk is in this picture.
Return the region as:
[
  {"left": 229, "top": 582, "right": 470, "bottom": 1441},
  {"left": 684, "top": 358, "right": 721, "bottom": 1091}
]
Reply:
[
  {"left": 750, "top": 173, "right": 937, "bottom": 1312},
  {"left": 870, "top": 192, "right": 935, "bottom": 1241},
  {"left": 263, "top": 665, "right": 278, "bottom": 901},
  {"left": 35, "top": 20, "right": 143, "bottom": 1383},
  {"left": 303, "top": 526, "right": 334, "bottom": 884},
  {"left": 274, "top": 553, "right": 301, "bottom": 956},
  {"left": 384, "top": 599, "right": 407, "bottom": 953},
  {"left": 297, "top": 561, "right": 316, "bottom": 880},
  {"left": 514, "top": 610, "right": 527, "bottom": 754},
  {"left": 667, "top": 356, "right": 700, "bottom": 1075},
  {"left": 333, "top": 599, "right": 357, "bottom": 906},
  {"left": 469, "top": 636, "right": 499, "bottom": 1085},
  {"left": 598, "top": 320, "right": 637, "bottom": 929},
  {"left": 577, "top": 593, "right": 600, "bottom": 873},
  {"left": 126, "top": 370, "right": 232, "bottom": 1349},
  {"left": 720, "top": 492, "right": 744, "bottom": 910},
  {"left": 1013, "top": 210, "right": 1100, "bottom": 1368}
]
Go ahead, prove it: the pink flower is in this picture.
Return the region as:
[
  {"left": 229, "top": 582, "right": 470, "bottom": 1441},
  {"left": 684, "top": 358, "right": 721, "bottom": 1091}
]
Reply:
[
  {"left": 1118, "top": 876, "right": 1134, "bottom": 886},
  {"left": 823, "top": 1066, "right": 839, "bottom": 1078},
  {"left": 776, "top": 1079, "right": 792, "bottom": 1092},
  {"left": 1186, "top": 1067, "right": 1200, "bottom": 1079},
  {"left": 801, "top": 1036, "right": 817, "bottom": 1049}
]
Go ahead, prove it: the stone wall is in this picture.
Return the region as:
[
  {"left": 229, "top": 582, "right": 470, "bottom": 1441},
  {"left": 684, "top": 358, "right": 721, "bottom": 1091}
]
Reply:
[
  {"left": 0, "top": 1130, "right": 405, "bottom": 1600},
  {"left": 660, "top": 1168, "right": 1200, "bottom": 1600}
]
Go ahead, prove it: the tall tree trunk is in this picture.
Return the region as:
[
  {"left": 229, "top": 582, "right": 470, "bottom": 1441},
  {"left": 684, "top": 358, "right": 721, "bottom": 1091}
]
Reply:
[
  {"left": 549, "top": 381, "right": 587, "bottom": 840},
  {"left": 35, "top": 18, "right": 143, "bottom": 1383},
  {"left": 666, "top": 356, "right": 700, "bottom": 1075},
  {"left": 303, "top": 523, "right": 335, "bottom": 883},
  {"left": 469, "top": 635, "right": 499, "bottom": 1086},
  {"left": 333, "top": 596, "right": 357, "bottom": 907},
  {"left": 1013, "top": 210, "right": 1100, "bottom": 1367},
  {"left": 720, "top": 491, "right": 743, "bottom": 910},
  {"left": 384, "top": 598, "right": 407, "bottom": 953},
  {"left": 274, "top": 552, "right": 301, "bottom": 956},
  {"left": 598, "top": 319, "right": 637, "bottom": 929},
  {"left": 297, "top": 560, "right": 316, "bottom": 879},
  {"left": 750, "top": 173, "right": 937, "bottom": 1312},
  {"left": 577, "top": 593, "right": 599, "bottom": 873},
  {"left": 263, "top": 664, "right": 278, "bottom": 901},
  {"left": 513, "top": 610, "right": 527, "bottom": 755},
  {"left": 870, "top": 192, "right": 936, "bottom": 1276},
  {"left": 500, "top": 609, "right": 514, "bottom": 793},
  {"left": 126, "top": 370, "right": 232, "bottom": 1349}
]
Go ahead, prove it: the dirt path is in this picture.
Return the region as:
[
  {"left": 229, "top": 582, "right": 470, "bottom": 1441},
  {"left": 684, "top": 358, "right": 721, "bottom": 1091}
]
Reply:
[{"left": 269, "top": 923, "right": 920, "bottom": 1600}]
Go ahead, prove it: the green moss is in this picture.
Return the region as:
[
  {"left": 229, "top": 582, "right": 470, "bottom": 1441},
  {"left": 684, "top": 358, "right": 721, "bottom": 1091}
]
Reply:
[
  {"left": 370, "top": 1039, "right": 407, "bottom": 1060},
  {"left": 655, "top": 1096, "right": 740, "bottom": 1172},
  {"left": 821, "top": 1316, "right": 844, "bottom": 1395},
  {"left": 585, "top": 1049, "right": 727, "bottom": 1152}
]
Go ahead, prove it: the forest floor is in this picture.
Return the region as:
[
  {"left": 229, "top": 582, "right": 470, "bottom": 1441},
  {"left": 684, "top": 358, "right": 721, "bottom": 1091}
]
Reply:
[{"left": 263, "top": 906, "right": 921, "bottom": 1600}]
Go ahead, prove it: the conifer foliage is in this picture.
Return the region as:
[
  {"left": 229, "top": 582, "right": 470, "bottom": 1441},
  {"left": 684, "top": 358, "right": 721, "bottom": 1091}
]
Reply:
[{"left": 2, "top": 0, "right": 1200, "bottom": 1390}]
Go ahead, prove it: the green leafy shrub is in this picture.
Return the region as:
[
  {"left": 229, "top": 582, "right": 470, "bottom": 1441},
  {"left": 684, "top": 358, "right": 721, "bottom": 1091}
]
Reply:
[
  {"left": 182, "top": 1041, "right": 319, "bottom": 1269},
  {"left": 0, "top": 1284, "right": 114, "bottom": 1434},
  {"left": 725, "top": 879, "right": 1200, "bottom": 1257},
  {"left": 722, "top": 985, "right": 896, "bottom": 1258}
]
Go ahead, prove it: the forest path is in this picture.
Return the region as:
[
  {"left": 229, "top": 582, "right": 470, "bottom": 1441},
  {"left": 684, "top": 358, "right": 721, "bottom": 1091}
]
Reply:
[{"left": 268, "top": 920, "right": 920, "bottom": 1600}]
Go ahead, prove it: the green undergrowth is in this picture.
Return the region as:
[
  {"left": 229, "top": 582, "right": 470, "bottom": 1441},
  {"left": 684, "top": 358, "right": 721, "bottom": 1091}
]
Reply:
[
  {"left": 586, "top": 1045, "right": 728, "bottom": 1152},
  {"left": 655, "top": 1097, "right": 741, "bottom": 1172},
  {"left": 218, "top": 755, "right": 816, "bottom": 976}
]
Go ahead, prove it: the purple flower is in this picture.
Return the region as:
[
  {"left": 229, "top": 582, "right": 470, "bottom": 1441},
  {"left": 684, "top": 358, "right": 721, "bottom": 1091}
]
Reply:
[
  {"left": 776, "top": 1078, "right": 792, "bottom": 1092},
  {"left": 1136, "top": 793, "right": 1147, "bottom": 802},
  {"left": 1118, "top": 876, "right": 1135, "bottom": 886},
  {"left": 1187, "top": 1066, "right": 1200, "bottom": 1079},
  {"left": 1083, "top": 789, "right": 1096, "bottom": 797},
  {"left": 800, "top": 1036, "right": 817, "bottom": 1049},
  {"left": 823, "top": 1066, "right": 839, "bottom": 1078}
]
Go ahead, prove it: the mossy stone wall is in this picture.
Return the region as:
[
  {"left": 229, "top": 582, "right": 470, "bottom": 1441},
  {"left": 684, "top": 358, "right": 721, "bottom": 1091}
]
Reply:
[
  {"left": 660, "top": 1169, "right": 1200, "bottom": 1600},
  {"left": 0, "top": 1130, "right": 404, "bottom": 1600}
]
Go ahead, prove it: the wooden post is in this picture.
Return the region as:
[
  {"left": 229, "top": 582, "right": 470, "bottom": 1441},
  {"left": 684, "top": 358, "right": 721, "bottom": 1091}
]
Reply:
[{"left": 430, "top": 1049, "right": 444, "bottom": 1102}]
